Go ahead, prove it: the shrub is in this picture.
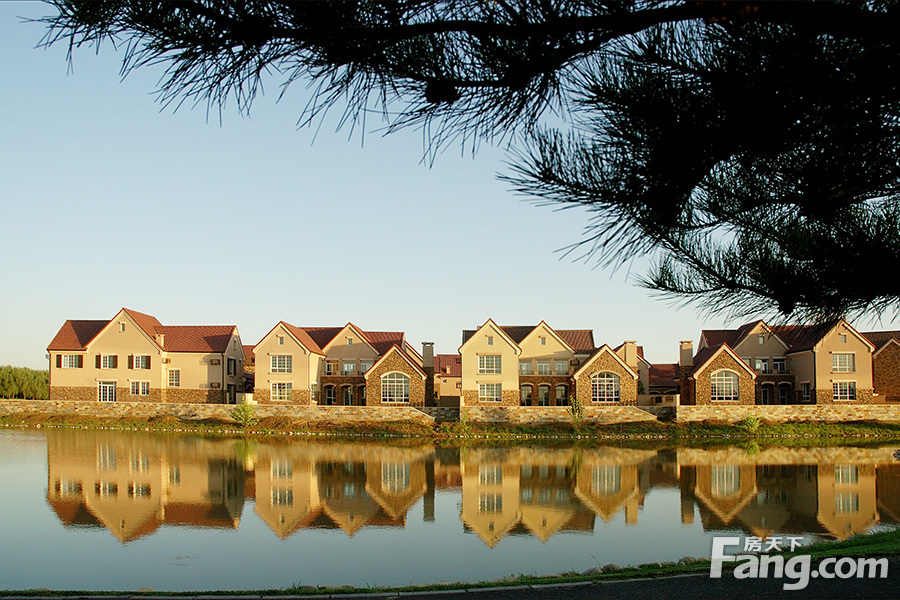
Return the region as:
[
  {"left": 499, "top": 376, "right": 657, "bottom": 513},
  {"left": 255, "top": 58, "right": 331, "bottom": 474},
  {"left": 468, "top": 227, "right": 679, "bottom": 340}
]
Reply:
[
  {"left": 230, "top": 403, "right": 258, "bottom": 428},
  {"left": 737, "top": 414, "right": 761, "bottom": 433}
]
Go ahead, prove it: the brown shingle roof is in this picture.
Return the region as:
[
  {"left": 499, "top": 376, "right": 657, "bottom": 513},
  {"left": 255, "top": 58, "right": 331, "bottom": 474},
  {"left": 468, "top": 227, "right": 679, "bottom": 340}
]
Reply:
[
  {"left": 280, "top": 323, "right": 324, "bottom": 354},
  {"left": 435, "top": 354, "right": 462, "bottom": 377},
  {"left": 649, "top": 363, "right": 680, "bottom": 388},
  {"left": 242, "top": 345, "right": 255, "bottom": 365},
  {"left": 299, "top": 326, "right": 404, "bottom": 356},
  {"left": 122, "top": 308, "right": 163, "bottom": 340},
  {"left": 860, "top": 331, "right": 900, "bottom": 353},
  {"left": 461, "top": 325, "right": 595, "bottom": 353},
  {"left": 770, "top": 324, "right": 822, "bottom": 353},
  {"left": 155, "top": 325, "right": 236, "bottom": 353},
  {"left": 47, "top": 320, "right": 107, "bottom": 351},
  {"left": 701, "top": 320, "right": 765, "bottom": 350}
]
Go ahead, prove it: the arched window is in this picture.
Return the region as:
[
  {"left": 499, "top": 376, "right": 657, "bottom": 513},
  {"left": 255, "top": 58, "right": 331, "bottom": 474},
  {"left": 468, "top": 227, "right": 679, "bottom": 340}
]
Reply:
[
  {"left": 381, "top": 372, "right": 409, "bottom": 403},
  {"left": 538, "top": 385, "right": 551, "bottom": 406},
  {"left": 591, "top": 373, "right": 620, "bottom": 402},
  {"left": 324, "top": 385, "right": 335, "bottom": 406},
  {"left": 711, "top": 370, "right": 740, "bottom": 402},
  {"left": 342, "top": 385, "right": 353, "bottom": 406},
  {"left": 520, "top": 384, "right": 533, "bottom": 406},
  {"left": 555, "top": 385, "right": 569, "bottom": 406}
]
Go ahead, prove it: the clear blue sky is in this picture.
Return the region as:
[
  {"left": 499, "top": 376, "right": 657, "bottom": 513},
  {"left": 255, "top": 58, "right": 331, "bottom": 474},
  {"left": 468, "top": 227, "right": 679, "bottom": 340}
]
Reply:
[{"left": 1, "top": 3, "right": 893, "bottom": 370}]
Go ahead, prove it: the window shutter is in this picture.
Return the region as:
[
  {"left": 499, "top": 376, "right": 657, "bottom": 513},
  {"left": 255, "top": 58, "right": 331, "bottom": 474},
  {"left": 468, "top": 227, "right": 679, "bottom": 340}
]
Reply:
[
  {"left": 128, "top": 355, "right": 133, "bottom": 369},
  {"left": 56, "top": 355, "right": 61, "bottom": 368},
  {"left": 146, "top": 356, "right": 151, "bottom": 369},
  {"left": 112, "top": 355, "right": 118, "bottom": 369},
  {"left": 77, "top": 356, "right": 84, "bottom": 368},
  {"left": 95, "top": 355, "right": 101, "bottom": 369}
]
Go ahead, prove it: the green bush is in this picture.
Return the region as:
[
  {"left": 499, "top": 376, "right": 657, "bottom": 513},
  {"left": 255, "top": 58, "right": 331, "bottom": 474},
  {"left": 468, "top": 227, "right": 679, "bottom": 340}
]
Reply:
[
  {"left": 737, "top": 414, "right": 761, "bottom": 433},
  {"left": 230, "top": 403, "right": 258, "bottom": 428}
]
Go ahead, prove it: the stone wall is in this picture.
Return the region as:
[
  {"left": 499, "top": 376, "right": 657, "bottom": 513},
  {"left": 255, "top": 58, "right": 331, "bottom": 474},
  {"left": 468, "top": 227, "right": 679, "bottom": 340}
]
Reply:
[
  {"left": 365, "top": 352, "right": 425, "bottom": 407},
  {"left": 416, "top": 406, "right": 460, "bottom": 423},
  {"left": 462, "top": 389, "right": 519, "bottom": 408},
  {"left": 164, "top": 389, "right": 225, "bottom": 404},
  {"left": 691, "top": 352, "right": 755, "bottom": 405},
  {"left": 874, "top": 344, "right": 900, "bottom": 402},
  {"left": 0, "top": 399, "right": 434, "bottom": 424},
  {"left": 677, "top": 403, "right": 900, "bottom": 423},
  {"left": 253, "top": 388, "right": 312, "bottom": 406},
  {"left": 464, "top": 405, "right": 657, "bottom": 426},
  {"left": 573, "top": 352, "right": 638, "bottom": 406},
  {"left": 320, "top": 375, "right": 367, "bottom": 405},
  {"left": 48, "top": 386, "right": 96, "bottom": 402},
  {"left": 814, "top": 387, "right": 874, "bottom": 405},
  {"left": 518, "top": 375, "right": 572, "bottom": 406}
]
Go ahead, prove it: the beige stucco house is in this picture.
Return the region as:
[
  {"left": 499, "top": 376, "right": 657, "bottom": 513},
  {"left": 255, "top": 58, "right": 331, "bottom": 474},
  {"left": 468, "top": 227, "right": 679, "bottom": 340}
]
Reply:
[
  {"left": 252, "top": 322, "right": 425, "bottom": 406},
  {"left": 458, "top": 320, "right": 596, "bottom": 408},
  {"left": 47, "top": 308, "right": 244, "bottom": 404}
]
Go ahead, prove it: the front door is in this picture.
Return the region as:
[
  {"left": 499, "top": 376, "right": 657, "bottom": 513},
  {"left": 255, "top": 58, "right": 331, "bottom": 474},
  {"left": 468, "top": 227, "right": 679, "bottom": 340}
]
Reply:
[{"left": 98, "top": 381, "right": 116, "bottom": 402}]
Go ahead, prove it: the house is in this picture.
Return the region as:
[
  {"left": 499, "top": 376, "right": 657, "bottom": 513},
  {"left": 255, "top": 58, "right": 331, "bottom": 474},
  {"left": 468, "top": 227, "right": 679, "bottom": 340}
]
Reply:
[
  {"left": 47, "top": 308, "right": 244, "bottom": 404},
  {"left": 683, "top": 319, "right": 875, "bottom": 405},
  {"left": 433, "top": 353, "right": 462, "bottom": 407},
  {"left": 252, "top": 322, "right": 426, "bottom": 406},
  {"left": 860, "top": 331, "right": 900, "bottom": 403},
  {"left": 458, "top": 320, "right": 598, "bottom": 407}
]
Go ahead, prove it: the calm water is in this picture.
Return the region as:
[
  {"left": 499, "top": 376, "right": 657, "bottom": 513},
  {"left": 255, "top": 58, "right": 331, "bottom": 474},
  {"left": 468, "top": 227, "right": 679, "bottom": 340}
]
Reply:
[{"left": 0, "top": 428, "right": 898, "bottom": 591}]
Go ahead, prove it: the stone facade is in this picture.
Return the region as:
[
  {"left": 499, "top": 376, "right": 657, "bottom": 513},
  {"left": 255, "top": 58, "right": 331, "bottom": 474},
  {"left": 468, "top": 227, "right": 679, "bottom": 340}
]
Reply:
[
  {"left": 462, "top": 389, "right": 520, "bottom": 408},
  {"left": 0, "top": 399, "right": 435, "bottom": 424},
  {"left": 365, "top": 351, "right": 425, "bottom": 407},
  {"left": 163, "top": 389, "right": 225, "bottom": 404},
  {"left": 683, "top": 351, "right": 755, "bottom": 406},
  {"left": 677, "top": 403, "right": 900, "bottom": 423},
  {"left": 574, "top": 352, "right": 637, "bottom": 406},
  {"left": 518, "top": 375, "right": 572, "bottom": 406},
  {"left": 48, "top": 386, "right": 98, "bottom": 402},
  {"left": 874, "top": 344, "right": 900, "bottom": 402},
  {"left": 814, "top": 387, "right": 874, "bottom": 405},
  {"left": 320, "top": 376, "right": 367, "bottom": 405},
  {"left": 253, "top": 388, "right": 312, "bottom": 405}
]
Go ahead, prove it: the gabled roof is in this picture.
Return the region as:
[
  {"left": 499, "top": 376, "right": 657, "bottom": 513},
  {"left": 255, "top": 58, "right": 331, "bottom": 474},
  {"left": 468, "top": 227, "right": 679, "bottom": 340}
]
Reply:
[
  {"left": 460, "top": 322, "right": 595, "bottom": 354},
  {"left": 574, "top": 345, "right": 638, "bottom": 380},
  {"left": 689, "top": 343, "right": 757, "bottom": 378},
  {"left": 242, "top": 345, "right": 255, "bottom": 365},
  {"left": 435, "top": 354, "right": 462, "bottom": 378},
  {"left": 459, "top": 318, "right": 521, "bottom": 353},
  {"left": 48, "top": 308, "right": 238, "bottom": 353},
  {"left": 860, "top": 331, "right": 900, "bottom": 354},
  {"left": 700, "top": 320, "right": 789, "bottom": 352},
  {"left": 260, "top": 322, "right": 325, "bottom": 355},
  {"left": 649, "top": 363, "right": 680, "bottom": 388},
  {"left": 773, "top": 320, "right": 874, "bottom": 353},
  {"left": 301, "top": 325, "right": 404, "bottom": 356},
  {"left": 364, "top": 345, "right": 427, "bottom": 380}
]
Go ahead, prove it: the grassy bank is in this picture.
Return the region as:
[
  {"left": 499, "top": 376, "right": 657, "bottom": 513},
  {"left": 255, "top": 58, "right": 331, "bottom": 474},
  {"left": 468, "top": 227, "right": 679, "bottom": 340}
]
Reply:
[
  {"left": 2, "top": 411, "right": 900, "bottom": 447},
  {"left": 3, "top": 529, "right": 898, "bottom": 596}
]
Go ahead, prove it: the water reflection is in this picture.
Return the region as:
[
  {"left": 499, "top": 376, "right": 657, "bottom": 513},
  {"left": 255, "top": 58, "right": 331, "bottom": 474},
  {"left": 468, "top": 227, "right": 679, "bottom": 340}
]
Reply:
[{"left": 43, "top": 430, "right": 900, "bottom": 546}]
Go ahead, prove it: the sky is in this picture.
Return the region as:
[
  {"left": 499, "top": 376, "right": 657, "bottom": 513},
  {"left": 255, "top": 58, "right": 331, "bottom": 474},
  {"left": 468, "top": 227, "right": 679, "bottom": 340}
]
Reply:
[{"left": 1, "top": 3, "right": 895, "bottom": 371}]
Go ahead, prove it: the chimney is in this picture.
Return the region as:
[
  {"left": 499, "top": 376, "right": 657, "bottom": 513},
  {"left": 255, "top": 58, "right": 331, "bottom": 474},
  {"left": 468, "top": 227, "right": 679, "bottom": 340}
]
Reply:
[
  {"left": 422, "top": 342, "right": 435, "bottom": 407},
  {"left": 679, "top": 340, "right": 693, "bottom": 368},
  {"left": 623, "top": 340, "right": 638, "bottom": 369},
  {"left": 156, "top": 333, "right": 165, "bottom": 347}
]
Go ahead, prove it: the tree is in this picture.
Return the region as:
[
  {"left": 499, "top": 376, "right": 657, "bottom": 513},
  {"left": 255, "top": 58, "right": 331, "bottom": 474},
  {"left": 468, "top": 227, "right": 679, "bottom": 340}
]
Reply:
[{"left": 39, "top": 1, "right": 900, "bottom": 324}]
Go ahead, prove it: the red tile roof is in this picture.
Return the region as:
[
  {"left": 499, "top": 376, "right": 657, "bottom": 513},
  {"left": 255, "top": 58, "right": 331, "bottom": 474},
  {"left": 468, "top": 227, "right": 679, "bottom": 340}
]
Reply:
[
  {"left": 281, "top": 323, "right": 324, "bottom": 354},
  {"left": 860, "top": 331, "right": 900, "bottom": 353},
  {"left": 47, "top": 320, "right": 107, "bottom": 351},
  {"left": 770, "top": 324, "right": 823, "bottom": 353},
  {"left": 302, "top": 327, "right": 344, "bottom": 350},
  {"left": 242, "top": 345, "right": 255, "bottom": 365},
  {"left": 461, "top": 325, "right": 595, "bottom": 353},
  {"left": 300, "top": 326, "right": 404, "bottom": 356},
  {"left": 649, "top": 363, "right": 680, "bottom": 388},
  {"left": 435, "top": 354, "right": 462, "bottom": 377}
]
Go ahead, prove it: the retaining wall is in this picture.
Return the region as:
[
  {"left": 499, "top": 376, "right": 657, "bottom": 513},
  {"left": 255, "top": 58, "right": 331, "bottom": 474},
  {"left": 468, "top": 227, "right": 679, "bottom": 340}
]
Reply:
[
  {"left": 677, "top": 404, "right": 900, "bottom": 423},
  {"left": 416, "top": 407, "right": 460, "bottom": 423},
  {"left": 464, "top": 405, "right": 657, "bottom": 426},
  {"left": 0, "top": 399, "right": 434, "bottom": 424}
]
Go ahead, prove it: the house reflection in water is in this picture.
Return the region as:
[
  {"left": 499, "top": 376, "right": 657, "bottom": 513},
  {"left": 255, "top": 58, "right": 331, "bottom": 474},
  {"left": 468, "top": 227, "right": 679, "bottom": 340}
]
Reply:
[{"left": 46, "top": 430, "right": 244, "bottom": 542}]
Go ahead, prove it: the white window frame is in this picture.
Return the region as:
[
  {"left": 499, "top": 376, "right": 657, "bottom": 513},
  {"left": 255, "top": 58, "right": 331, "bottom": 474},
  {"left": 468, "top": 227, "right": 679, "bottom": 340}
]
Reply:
[
  {"left": 61, "top": 355, "right": 81, "bottom": 368},
  {"left": 832, "top": 353, "right": 856, "bottom": 373},
  {"left": 519, "top": 360, "right": 533, "bottom": 375},
  {"left": 360, "top": 360, "right": 373, "bottom": 374},
  {"left": 537, "top": 384, "right": 551, "bottom": 406},
  {"left": 342, "top": 361, "right": 356, "bottom": 376},
  {"left": 342, "top": 385, "right": 353, "bottom": 405},
  {"left": 130, "top": 381, "right": 150, "bottom": 396},
  {"left": 381, "top": 372, "right": 410, "bottom": 403},
  {"left": 710, "top": 370, "right": 740, "bottom": 402},
  {"left": 479, "top": 383, "right": 502, "bottom": 402},
  {"left": 271, "top": 382, "right": 292, "bottom": 402},
  {"left": 227, "top": 358, "right": 237, "bottom": 376},
  {"left": 133, "top": 355, "right": 150, "bottom": 370},
  {"left": 98, "top": 381, "right": 117, "bottom": 402},
  {"left": 591, "top": 372, "right": 620, "bottom": 402},
  {"left": 324, "top": 386, "right": 336, "bottom": 404},
  {"left": 325, "top": 360, "right": 338, "bottom": 375},
  {"left": 555, "top": 360, "right": 568, "bottom": 375},
  {"left": 100, "top": 355, "right": 117, "bottom": 369},
  {"left": 555, "top": 385, "right": 568, "bottom": 405},
  {"left": 536, "top": 361, "right": 550, "bottom": 375},
  {"left": 478, "top": 355, "right": 501, "bottom": 374},
  {"left": 520, "top": 384, "right": 532, "bottom": 405},
  {"left": 271, "top": 354, "right": 292, "bottom": 374},
  {"left": 772, "top": 358, "right": 787, "bottom": 374},
  {"left": 833, "top": 381, "right": 856, "bottom": 401},
  {"left": 167, "top": 369, "right": 180, "bottom": 388},
  {"left": 801, "top": 382, "right": 811, "bottom": 403}
]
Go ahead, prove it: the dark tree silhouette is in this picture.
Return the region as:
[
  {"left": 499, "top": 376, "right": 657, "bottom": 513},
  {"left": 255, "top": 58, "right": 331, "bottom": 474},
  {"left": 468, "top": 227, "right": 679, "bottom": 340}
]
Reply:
[{"left": 38, "top": 1, "right": 900, "bottom": 324}]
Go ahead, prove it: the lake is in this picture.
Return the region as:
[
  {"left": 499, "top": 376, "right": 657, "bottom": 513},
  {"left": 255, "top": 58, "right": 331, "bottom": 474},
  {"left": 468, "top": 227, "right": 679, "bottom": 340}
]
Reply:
[{"left": 0, "top": 428, "right": 897, "bottom": 591}]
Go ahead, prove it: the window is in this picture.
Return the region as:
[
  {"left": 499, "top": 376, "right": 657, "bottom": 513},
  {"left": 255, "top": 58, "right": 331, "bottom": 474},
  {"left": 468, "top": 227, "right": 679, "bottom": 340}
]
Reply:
[
  {"left": 324, "top": 386, "right": 335, "bottom": 405},
  {"left": 479, "top": 493, "right": 502, "bottom": 513},
  {"left": 342, "top": 385, "right": 353, "bottom": 405},
  {"left": 591, "top": 373, "right": 620, "bottom": 402},
  {"left": 778, "top": 384, "right": 790, "bottom": 404},
  {"left": 271, "top": 488, "right": 294, "bottom": 507},
  {"left": 272, "top": 460, "right": 293, "bottom": 479},
  {"left": 801, "top": 383, "right": 811, "bottom": 403},
  {"left": 98, "top": 381, "right": 116, "bottom": 402},
  {"left": 347, "top": 338, "right": 353, "bottom": 346},
  {"left": 382, "top": 463, "right": 411, "bottom": 493},
  {"left": 271, "top": 355, "right": 292, "bottom": 373},
  {"left": 96, "top": 482, "right": 118, "bottom": 497},
  {"left": 538, "top": 385, "right": 550, "bottom": 406},
  {"left": 773, "top": 358, "right": 787, "bottom": 374},
  {"left": 128, "top": 483, "right": 151, "bottom": 498},
  {"left": 536, "top": 361, "right": 550, "bottom": 375},
  {"left": 479, "top": 465, "right": 502, "bottom": 485},
  {"left": 520, "top": 385, "right": 532, "bottom": 406},
  {"left": 271, "top": 382, "right": 292, "bottom": 402},
  {"left": 540, "top": 336, "right": 546, "bottom": 345},
  {"left": 100, "top": 355, "right": 118, "bottom": 369},
  {"left": 711, "top": 466, "right": 741, "bottom": 498},
  {"left": 381, "top": 373, "right": 409, "bottom": 403},
  {"left": 755, "top": 358, "right": 769, "bottom": 373},
  {"left": 168, "top": 369, "right": 180, "bottom": 387},
  {"left": 132, "top": 355, "right": 150, "bottom": 370},
  {"left": 478, "top": 355, "right": 501, "bottom": 374},
  {"left": 833, "top": 381, "right": 856, "bottom": 401},
  {"left": 360, "top": 360, "right": 373, "bottom": 374},
  {"left": 277, "top": 335, "right": 284, "bottom": 345},
  {"left": 711, "top": 370, "right": 739, "bottom": 402},
  {"left": 359, "top": 386, "right": 366, "bottom": 403},
  {"left": 61, "top": 355, "right": 82, "bottom": 368},
  {"left": 832, "top": 353, "right": 856, "bottom": 373},
  {"left": 130, "top": 381, "right": 150, "bottom": 396},
  {"left": 555, "top": 385, "right": 568, "bottom": 406},
  {"left": 131, "top": 453, "right": 149, "bottom": 472},
  {"left": 835, "top": 493, "right": 859, "bottom": 514},
  {"left": 479, "top": 383, "right": 502, "bottom": 402},
  {"left": 227, "top": 358, "right": 237, "bottom": 376},
  {"left": 486, "top": 336, "right": 493, "bottom": 345},
  {"left": 325, "top": 360, "right": 338, "bottom": 375},
  {"left": 519, "top": 360, "right": 533, "bottom": 375},
  {"left": 835, "top": 465, "right": 858, "bottom": 485},
  {"left": 119, "top": 323, "right": 126, "bottom": 332},
  {"left": 342, "top": 361, "right": 356, "bottom": 376},
  {"left": 97, "top": 446, "right": 116, "bottom": 470},
  {"left": 758, "top": 334, "right": 765, "bottom": 345},
  {"left": 839, "top": 333, "right": 848, "bottom": 344},
  {"left": 555, "top": 361, "right": 568, "bottom": 375},
  {"left": 592, "top": 465, "right": 622, "bottom": 495}
]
